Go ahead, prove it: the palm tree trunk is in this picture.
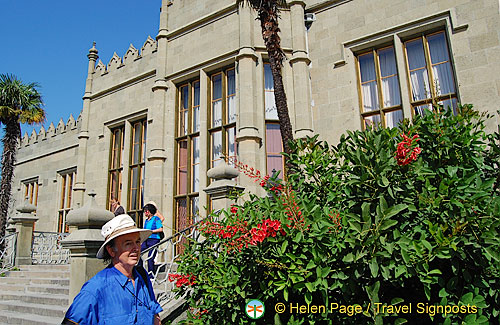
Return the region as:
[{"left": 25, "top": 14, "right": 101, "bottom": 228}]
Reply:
[
  {"left": 0, "top": 118, "right": 21, "bottom": 250},
  {"left": 258, "top": 4, "right": 294, "bottom": 171},
  {"left": 268, "top": 55, "right": 293, "bottom": 157}
]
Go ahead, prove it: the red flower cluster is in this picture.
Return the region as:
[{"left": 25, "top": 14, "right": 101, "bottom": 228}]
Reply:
[
  {"left": 279, "top": 188, "right": 306, "bottom": 230},
  {"left": 199, "top": 217, "right": 284, "bottom": 251},
  {"left": 250, "top": 219, "right": 285, "bottom": 244},
  {"left": 328, "top": 212, "right": 342, "bottom": 233},
  {"left": 230, "top": 205, "right": 238, "bottom": 214},
  {"left": 396, "top": 133, "right": 422, "bottom": 166},
  {"left": 232, "top": 159, "right": 272, "bottom": 188},
  {"left": 168, "top": 273, "right": 196, "bottom": 287}
]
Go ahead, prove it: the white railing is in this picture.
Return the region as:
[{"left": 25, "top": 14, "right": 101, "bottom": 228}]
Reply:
[
  {"left": 32, "top": 231, "right": 70, "bottom": 264},
  {"left": 0, "top": 233, "right": 17, "bottom": 274}
]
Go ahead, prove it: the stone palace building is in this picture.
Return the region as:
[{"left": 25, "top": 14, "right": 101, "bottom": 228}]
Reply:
[{"left": 10, "top": 0, "right": 500, "bottom": 237}]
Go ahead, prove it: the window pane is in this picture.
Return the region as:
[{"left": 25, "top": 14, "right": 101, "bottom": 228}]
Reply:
[
  {"left": 406, "top": 39, "right": 431, "bottom": 101},
  {"left": 406, "top": 39, "right": 427, "bottom": 70},
  {"left": 264, "top": 64, "right": 278, "bottom": 119},
  {"left": 191, "top": 196, "right": 200, "bottom": 224},
  {"left": 212, "top": 74, "right": 222, "bottom": 127},
  {"left": 130, "top": 167, "right": 139, "bottom": 210},
  {"left": 266, "top": 123, "right": 282, "bottom": 153},
  {"left": 363, "top": 114, "right": 381, "bottom": 129},
  {"left": 227, "top": 127, "right": 236, "bottom": 161},
  {"left": 385, "top": 110, "right": 403, "bottom": 128},
  {"left": 428, "top": 32, "right": 450, "bottom": 63},
  {"left": 266, "top": 123, "right": 283, "bottom": 179},
  {"left": 192, "top": 137, "right": 199, "bottom": 193},
  {"left": 112, "top": 129, "right": 122, "bottom": 169},
  {"left": 359, "top": 53, "right": 379, "bottom": 112},
  {"left": 378, "top": 47, "right": 401, "bottom": 108},
  {"left": 438, "top": 98, "right": 458, "bottom": 115},
  {"left": 227, "top": 70, "right": 236, "bottom": 123},
  {"left": 178, "top": 140, "right": 188, "bottom": 195},
  {"left": 212, "top": 100, "right": 222, "bottom": 127},
  {"left": 211, "top": 131, "right": 223, "bottom": 167},
  {"left": 133, "top": 123, "right": 142, "bottom": 164},
  {"left": 176, "top": 198, "right": 188, "bottom": 230},
  {"left": 193, "top": 81, "right": 200, "bottom": 132},
  {"left": 180, "top": 86, "right": 189, "bottom": 136},
  {"left": 414, "top": 104, "right": 433, "bottom": 116}
]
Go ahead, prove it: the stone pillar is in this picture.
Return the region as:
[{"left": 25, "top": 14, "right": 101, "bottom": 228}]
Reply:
[
  {"left": 74, "top": 43, "right": 99, "bottom": 207},
  {"left": 61, "top": 191, "right": 114, "bottom": 303},
  {"left": 204, "top": 161, "right": 244, "bottom": 212},
  {"left": 236, "top": 5, "right": 263, "bottom": 195},
  {"left": 289, "top": 1, "right": 314, "bottom": 139},
  {"left": 10, "top": 200, "right": 38, "bottom": 266}
]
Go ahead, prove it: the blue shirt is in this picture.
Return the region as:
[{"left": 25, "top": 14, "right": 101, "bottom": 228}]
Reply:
[
  {"left": 144, "top": 216, "right": 162, "bottom": 240},
  {"left": 64, "top": 265, "right": 162, "bottom": 324}
]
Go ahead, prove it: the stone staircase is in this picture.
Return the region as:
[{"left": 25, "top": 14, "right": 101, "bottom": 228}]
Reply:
[{"left": 0, "top": 265, "right": 69, "bottom": 325}]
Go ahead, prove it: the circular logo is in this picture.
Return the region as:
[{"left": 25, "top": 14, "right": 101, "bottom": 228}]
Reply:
[{"left": 245, "top": 299, "right": 265, "bottom": 319}]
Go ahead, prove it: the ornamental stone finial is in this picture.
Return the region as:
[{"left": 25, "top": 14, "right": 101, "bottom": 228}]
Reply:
[
  {"left": 87, "top": 42, "right": 99, "bottom": 60},
  {"left": 66, "top": 191, "right": 113, "bottom": 228}
]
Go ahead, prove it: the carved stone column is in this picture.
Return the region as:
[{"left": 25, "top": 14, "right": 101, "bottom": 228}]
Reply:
[
  {"left": 61, "top": 191, "right": 114, "bottom": 303},
  {"left": 10, "top": 200, "right": 38, "bottom": 266},
  {"left": 204, "top": 161, "right": 244, "bottom": 212}
]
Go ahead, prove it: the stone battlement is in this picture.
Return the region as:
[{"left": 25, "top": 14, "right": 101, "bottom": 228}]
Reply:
[
  {"left": 19, "top": 113, "right": 81, "bottom": 148},
  {"left": 93, "top": 36, "right": 157, "bottom": 78}
]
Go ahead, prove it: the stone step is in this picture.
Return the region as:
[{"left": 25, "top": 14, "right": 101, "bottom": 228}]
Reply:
[
  {"left": 1, "top": 270, "right": 69, "bottom": 279},
  {"left": 0, "top": 309, "right": 63, "bottom": 325},
  {"left": 0, "top": 276, "right": 69, "bottom": 286},
  {"left": 0, "top": 300, "right": 66, "bottom": 320},
  {"left": 26, "top": 284, "right": 69, "bottom": 295},
  {"left": 19, "top": 264, "right": 70, "bottom": 271},
  {"left": 0, "top": 291, "right": 68, "bottom": 307}
]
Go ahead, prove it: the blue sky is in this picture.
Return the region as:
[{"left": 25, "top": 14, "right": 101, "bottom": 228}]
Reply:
[{"left": 0, "top": 0, "right": 161, "bottom": 136}]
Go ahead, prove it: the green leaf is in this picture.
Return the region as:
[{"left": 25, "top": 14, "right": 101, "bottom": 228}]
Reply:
[
  {"left": 394, "top": 318, "right": 408, "bottom": 325},
  {"left": 379, "top": 219, "right": 398, "bottom": 231},
  {"left": 361, "top": 202, "right": 371, "bottom": 223},
  {"left": 369, "top": 258, "right": 379, "bottom": 277},
  {"left": 384, "top": 204, "right": 408, "bottom": 219},
  {"left": 348, "top": 220, "right": 362, "bottom": 233},
  {"left": 305, "top": 282, "right": 314, "bottom": 292},
  {"left": 343, "top": 253, "right": 354, "bottom": 263},
  {"left": 461, "top": 292, "right": 473, "bottom": 304},
  {"left": 281, "top": 241, "right": 288, "bottom": 254}
]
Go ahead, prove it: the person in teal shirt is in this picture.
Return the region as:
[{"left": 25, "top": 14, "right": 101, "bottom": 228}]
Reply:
[
  {"left": 63, "top": 214, "right": 162, "bottom": 324},
  {"left": 141, "top": 203, "right": 163, "bottom": 277}
]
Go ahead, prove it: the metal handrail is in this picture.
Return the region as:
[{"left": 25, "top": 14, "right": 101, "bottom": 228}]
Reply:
[
  {"left": 140, "top": 210, "right": 221, "bottom": 306},
  {"left": 31, "top": 231, "right": 70, "bottom": 264},
  {"left": 0, "top": 233, "right": 17, "bottom": 274}
]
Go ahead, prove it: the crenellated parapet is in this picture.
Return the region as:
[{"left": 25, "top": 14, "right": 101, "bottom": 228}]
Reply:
[
  {"left": 92, "top": 36, "right": 157, "bottom": 78},
  {"left": 19, "top": 113, "right": 82, "bottom": 148}
]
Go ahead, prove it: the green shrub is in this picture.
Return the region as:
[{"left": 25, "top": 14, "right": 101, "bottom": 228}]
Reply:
[{"left": 172, "top": 105, "right": 500, "bottom": 324}]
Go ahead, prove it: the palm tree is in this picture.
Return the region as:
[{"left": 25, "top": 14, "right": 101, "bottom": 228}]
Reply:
[
  {"left": 238, "top": 0, "right": 294, "bottom": 164},
  {"left": 0, "top": 74, "right": 45, "bottom": 249}
]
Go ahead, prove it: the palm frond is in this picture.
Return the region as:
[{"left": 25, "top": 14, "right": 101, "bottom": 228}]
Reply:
[{"left": 0, "top": 73, "right": 44, "bottom": 124}]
